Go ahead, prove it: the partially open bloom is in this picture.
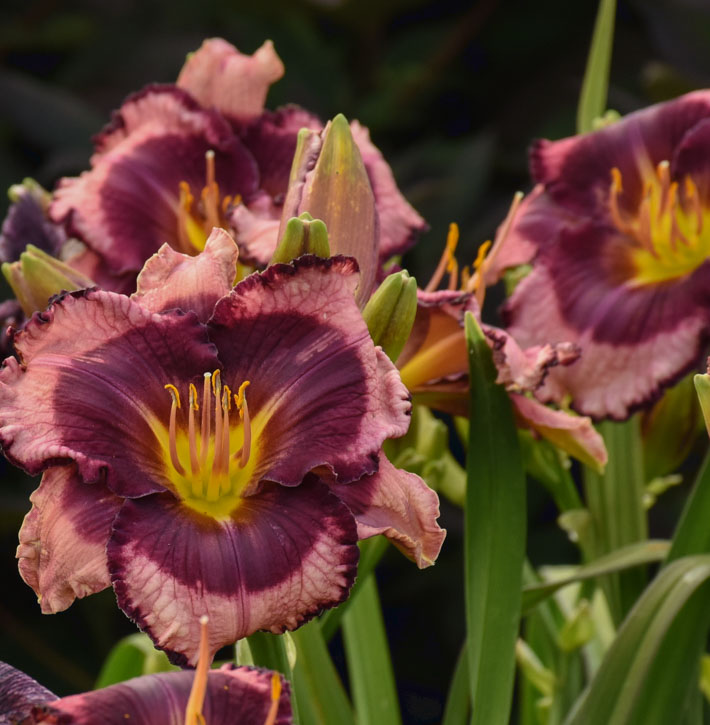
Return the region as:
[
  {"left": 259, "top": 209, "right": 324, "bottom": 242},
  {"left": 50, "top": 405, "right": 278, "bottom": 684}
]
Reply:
[
  {"left": 2, "top": 232, "right": 443, "bottom": 666},
  {"left": 48, "top": 38, "right": 425, "bottom": 293},
  {"left": 497, "top": 91, "right": 710, "bottom": 419},
  {"left": 396, "top": 287, "right": 607, "bottom": 471}
]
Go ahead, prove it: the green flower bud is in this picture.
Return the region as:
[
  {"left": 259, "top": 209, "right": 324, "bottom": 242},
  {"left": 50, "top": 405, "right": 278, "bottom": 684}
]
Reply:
[
  {"left": 2, "top": 244, "right": 94, "bottom": 316},
  {"left": 695, "top": 372, "right": 710, "bottom": 438},
  {"left": 270, "top": 213, "right": 331, "bottom": 265},
  {"left": 362, "top": 269, "right": 417, "bottom": 363}
]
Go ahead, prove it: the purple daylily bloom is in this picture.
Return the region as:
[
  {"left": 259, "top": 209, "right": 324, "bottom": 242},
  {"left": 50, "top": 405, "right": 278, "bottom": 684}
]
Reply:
[
  {"left": 0, "top": 659, "right": 291, "bottom": 724},
  {"left": 48, "top": 38, "right": 425, "bottom": 292},
  {"left": 2, "top": 231, "right": 444, "bottom": 666},
  {"left": 497, "top": 90, "right": 710, "bottom": 420}
]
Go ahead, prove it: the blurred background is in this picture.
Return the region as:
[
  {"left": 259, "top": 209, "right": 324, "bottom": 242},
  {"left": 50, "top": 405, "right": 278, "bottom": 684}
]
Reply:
[{"left": 1, "top": 0, "right": 710, "bottom": 722}]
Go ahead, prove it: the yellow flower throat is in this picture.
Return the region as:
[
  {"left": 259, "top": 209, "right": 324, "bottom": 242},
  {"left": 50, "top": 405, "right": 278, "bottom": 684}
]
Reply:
[
  {"left": 160, "top": 370, "right": 254, "bottom": 518},
  {"left": 609, "top": 161, "right": 710, "bottom": 286}
]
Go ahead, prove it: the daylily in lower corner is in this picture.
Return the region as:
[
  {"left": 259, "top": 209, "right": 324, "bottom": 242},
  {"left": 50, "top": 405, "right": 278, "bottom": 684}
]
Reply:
[
  {"left": 395, "top": 225, "right": 607, "bottom": 472},
  {"left": 0, "top": 618, "right": 291, "bottom": 724},
  {"left": 3, "top": 230, "right": 444, "bottom": 666},
  {"left": 492, "top": 90, "right": 710, "bottom": 420},
  {"left": 47, "top": 37, "right": 425, "bottom": 293}
]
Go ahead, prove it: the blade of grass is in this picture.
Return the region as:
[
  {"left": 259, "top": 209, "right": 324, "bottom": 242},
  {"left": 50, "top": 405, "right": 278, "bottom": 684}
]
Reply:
[
  {"left": 464, "top": 312, "right": 526, "bottom": 725},
  {"left": 576, "top": 0, "right": 617, "bottom": 133},
  {"left": 442, "top": 644, "right": 470, "bottom": 725},
  {"left": 342, "top": 575, "right": 401, "bottom": 725}
]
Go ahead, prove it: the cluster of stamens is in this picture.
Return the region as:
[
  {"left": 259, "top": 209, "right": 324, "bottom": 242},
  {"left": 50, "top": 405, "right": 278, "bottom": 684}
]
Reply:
[
  {"left": 164, "top": 370, "right": 251, "bottom": 503},
  {"left": 176, "top": 149, "right": 240, "bottom": 254},
  {"left": 609, "top": 161, "right": 710, "bottom": 284}
]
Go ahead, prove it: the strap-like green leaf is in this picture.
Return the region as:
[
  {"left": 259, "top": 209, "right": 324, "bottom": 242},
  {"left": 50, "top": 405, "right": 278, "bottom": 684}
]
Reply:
[
  {"left": 564, "top": 556, "right": 710, "bottom": 725},
  {"left": 464, "top": 312, "right": 526, "bottom": 724},
  {"left": 522, "top": 540, "right": 669, "bottom": 613},
  {"left": 576, "top": 0, "right": 617, "bottom": 133},
  {"left": 342, "top": 575, "right": 402, "bottom": 725}
]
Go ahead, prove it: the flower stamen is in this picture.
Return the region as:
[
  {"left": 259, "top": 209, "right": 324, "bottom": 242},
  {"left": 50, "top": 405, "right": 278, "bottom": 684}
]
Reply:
[
  {"left": 164, "top": 384, "right": 186, "bottom": 477},
  {"left": 425, "top": 223, "right": 459, "bottom": 292},
  {"left": 263, "top": 672, "right": 282, "bottom": 725},
  {"left": 185, "top": 615, "right": 211, "bottom": 725}
]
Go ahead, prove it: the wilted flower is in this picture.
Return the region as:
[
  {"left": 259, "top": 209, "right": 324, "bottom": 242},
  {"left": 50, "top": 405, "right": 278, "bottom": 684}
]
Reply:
[
  {"left": 496, "top": 91, "right": 710, "bottom": 419},
  {"left": 48, "top": 38, "right": 425, "bottom": 293},
  {"left": 3, "top": 232, "right": 444, "bottom": 666}
]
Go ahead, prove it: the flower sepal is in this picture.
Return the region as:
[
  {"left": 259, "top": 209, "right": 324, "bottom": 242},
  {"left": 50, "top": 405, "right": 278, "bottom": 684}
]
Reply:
[{"left": 2, "top": 244, "right": 95, "bottom": 315}]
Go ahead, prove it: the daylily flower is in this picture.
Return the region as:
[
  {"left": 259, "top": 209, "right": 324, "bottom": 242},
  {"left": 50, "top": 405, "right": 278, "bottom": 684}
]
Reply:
[
  {"left": 495, "top": 90, "right": 710, "bottom": 419},
  {"left": 395, "top": 287, "right": 607, "bottom": 471},
  {"left": 0, "top": 619, "right": 291, "bottom": 724},
  {"left": 48, "top": 38, "right": 425, "bottom": 293},
  {"left": 3, "top": 231, "right": 444, "bottom": 666}
]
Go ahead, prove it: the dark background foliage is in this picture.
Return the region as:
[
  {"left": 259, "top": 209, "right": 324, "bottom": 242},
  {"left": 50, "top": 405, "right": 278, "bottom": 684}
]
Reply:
[{"left": 1, "top": 0, "right": 709, "bottom": 722}]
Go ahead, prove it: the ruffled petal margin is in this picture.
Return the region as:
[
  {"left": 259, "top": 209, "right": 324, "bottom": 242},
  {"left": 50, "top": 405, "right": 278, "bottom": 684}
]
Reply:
[
  {"left": 17, "top": 464, "right": 120, "bottom": 614},
  {"left": 132, "top": 228, "right": 238, "bottom": 321},
  {"left": 30, "top": 665, "right": 291, "bottom": 725},
  {"left": 108, "top": 480, "right": 359, "bottom": 666},
  {"left": 177, "top": 38, "right": 285, "bottom": 122},
  {"left": 0, "top": 289, "right": 219, "bottom": 496},
  {"left": 331, "top": 453, "right": 445, "bottom": 568}
]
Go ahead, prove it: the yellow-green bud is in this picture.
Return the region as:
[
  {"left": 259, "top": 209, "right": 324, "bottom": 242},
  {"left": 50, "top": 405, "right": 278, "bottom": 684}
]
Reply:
[
  {"left": 2, "top": 244, "right": 94, "bottom": 316},
  {"left": 362, "top": 270, "right": 417, "bottom": 362},
  {"left": 270, "top": 213, "right": 331, "bottom": 265},
  {"left": 694, "top": 372, "right": 710, "bottom": 438}
]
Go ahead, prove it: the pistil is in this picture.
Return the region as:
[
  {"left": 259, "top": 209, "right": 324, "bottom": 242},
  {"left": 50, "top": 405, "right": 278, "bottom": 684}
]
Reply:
[{"left": 184, "top": 615, "right": 211, "bottom": 725}]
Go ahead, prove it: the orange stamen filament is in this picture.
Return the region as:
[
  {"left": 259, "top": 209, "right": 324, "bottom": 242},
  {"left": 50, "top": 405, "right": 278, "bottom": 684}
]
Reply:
[
  {"left": 208, "top": 370, "right": 223, "bottom": 502},
  {"left": 263, "top": 672, "right": 282, "bottom": 725},
  {"left": 185, "top": 616, "right": 211, "bottom": 725},
  {"left": 237, "top": 381, "right": 252, "bottom": 469},
  {"left": 200, "top": 373, "right": 212, "bottom": 468},
  {"left": 164, "top": 385, "right": 185, "bottom": 477},
  {"left": 177, "top": 181, "right": 195, "bottom": 253},
  {"left": 424, "top": 223, "right": 459, "bottom": 292},
  {"left": 188, "top": 383, "right": 200, "bottom": 480},
  {"left": 203, "top": 150, "right": 220, "bottom": 231}
]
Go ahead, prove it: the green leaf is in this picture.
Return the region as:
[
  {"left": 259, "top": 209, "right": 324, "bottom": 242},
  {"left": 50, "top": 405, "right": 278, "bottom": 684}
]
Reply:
[
  {"left": 464, "top": 312, "right": 526, "bottom": 725},
  {"left": 666, "top": 448, "right": 710, "bottom": 563},
  {"left": 582, "top": 417, "right": 648, "bottom": 625},
  {"left": 95, "top": 633, "right": 177, "bottom": 689},
  {"left": 290, "top": 621, "right": 356, "bottom": 725},
  {"left": 564, "top": 556, "right": 710, "bottom": 725},
  {"left": 522, "top": 540, "right": 669, "bottom": 613},
  {"left": 442, "top": 644, "right": 470, "bottom": 725},
  {"left": 576, "top": 0, "right": 617, "bottom": 133},
  {"left": 342, "top": 576, "right": 402, "bottom": 725}
]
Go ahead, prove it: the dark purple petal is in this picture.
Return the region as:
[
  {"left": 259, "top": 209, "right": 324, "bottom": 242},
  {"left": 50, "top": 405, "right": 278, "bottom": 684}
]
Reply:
[
  {"left": 0, "top": 289, "right": 219, "bottom": 496},
  {"left": 239, "top": 106, "right": 322, "bottom": 197},
  {"left": 504, "top": 260, "right": 710, "bottom": 420},
  {"left": 108, "top": 480, "right": 358, "bottom": 666},
  {"left": 331, "top": 453, "right": 445, "bottom": 568},
  {"left": 17, "top": 464, "right": 120, "bottom": 614},
  {"left": 50, "top": 86, "right": 259, "bottom": 276},
  {"left": 208, "top": 256, "right": 412, "bottom": 487},
  {"left": 132, "top": 229, "right": 239, "bottom": 321},
  {"left": 177, "top": 38, "right": 285, "bottom": 122},
  {"left": 0, "top": 661, "right": 56, "bottom": 724},
  {"left": 350, "top": 121, "right": 428, "bottom": 263},
  {"left": 0, "top": 185, "right": 65, "bottom": 264},
  {"left": 31, "top": 665, "right": 290, "bottom": 725},
  {"left": 531, "top": 90, "right": 710, "bottom": 217}
]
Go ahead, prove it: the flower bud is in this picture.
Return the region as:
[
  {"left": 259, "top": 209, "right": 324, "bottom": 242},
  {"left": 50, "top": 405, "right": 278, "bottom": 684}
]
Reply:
[
  {"left": 270, "top": 213, "right": 330, "bottom": 265},
  {"left": 695, "top": 371, "right": 710, "bottom": 438},
  {"left": 362, "top": 270, "right": 417, "bottom": 362},
  {"left": 2, "top": 244, "right": 94, "bottom": 315},
  {"left": 278, "top": 114, "right": 378, "bottom": 305}
]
